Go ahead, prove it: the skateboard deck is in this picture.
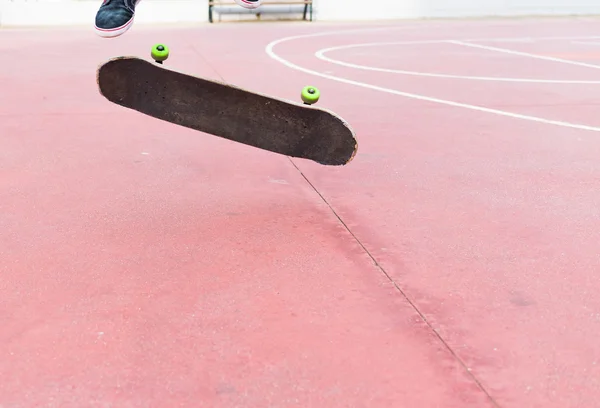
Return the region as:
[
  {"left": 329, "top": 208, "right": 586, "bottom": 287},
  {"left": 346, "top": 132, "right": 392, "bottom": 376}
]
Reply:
[{"left": 96, "top": 57, "right": 357, "bottom": 165}]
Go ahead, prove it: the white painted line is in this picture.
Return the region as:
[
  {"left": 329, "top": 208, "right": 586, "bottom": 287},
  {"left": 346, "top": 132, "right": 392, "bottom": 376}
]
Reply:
[
  {"left": 571, "top": 41, "right": 600, "bottom": 45},
  {"left": 264, "top": 29, "right": 600, "bottom": 133},
  {"left": 448, "top": 40, "right": 600, "bottom": 70},
  {"left": 476, "top": 36, "right": 600, "bottom": 43},
  {"left": 315, "top": 42, "right": 600, "bottom": 84}
]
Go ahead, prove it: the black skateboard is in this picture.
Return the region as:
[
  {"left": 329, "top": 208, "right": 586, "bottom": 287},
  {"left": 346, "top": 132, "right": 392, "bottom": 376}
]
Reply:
[{"left": 96, "top": 45, "right": 357, "bottom": 165}]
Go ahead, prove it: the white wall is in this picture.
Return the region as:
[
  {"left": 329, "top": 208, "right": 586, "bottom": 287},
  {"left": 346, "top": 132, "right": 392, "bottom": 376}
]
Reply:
[
  {"left": 1, "top": 0, "right": 600, "bottom": 27},
  {"left": 313, "top": 0, "right": 423, "bottom": 20},
  {"left": 313, "top": 0, "right": 600, "bottom": 20},
  {"left": 422, "top": 0, "right": 600, "bottom": 18}
]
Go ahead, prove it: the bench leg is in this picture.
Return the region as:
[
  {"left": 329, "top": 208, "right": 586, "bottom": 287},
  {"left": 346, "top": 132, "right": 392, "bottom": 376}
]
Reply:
[{"left": 208, "top": 3, "right": 312, "bottom": 23}]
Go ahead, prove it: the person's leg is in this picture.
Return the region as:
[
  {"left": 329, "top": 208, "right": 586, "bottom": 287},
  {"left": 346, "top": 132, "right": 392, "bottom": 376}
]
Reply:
[
  {"left": 94, "top": 0, "right": 142, "bottom": 38},
  {"left": 94, "top": 0, "right": 260, "bottom": 38}
]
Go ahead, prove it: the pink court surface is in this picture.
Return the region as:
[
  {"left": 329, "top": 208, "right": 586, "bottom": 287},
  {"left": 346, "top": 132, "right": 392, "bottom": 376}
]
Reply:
[{"left": 2, "top": 15, "right": 600, "bottom": 407}]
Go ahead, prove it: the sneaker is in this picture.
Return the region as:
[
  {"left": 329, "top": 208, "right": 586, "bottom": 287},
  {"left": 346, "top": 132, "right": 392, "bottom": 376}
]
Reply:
[
  {"left": 234, "top": 0, "right": 262, "bottom": 9},
  {"left": 94, "top": 0, "right": 142, "bottom": 38}
]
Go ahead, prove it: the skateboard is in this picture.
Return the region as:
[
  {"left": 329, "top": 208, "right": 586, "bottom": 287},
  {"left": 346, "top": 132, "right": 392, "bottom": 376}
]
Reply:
[{"left": 96, "top": 44, "right": 357, "bottom": 166}]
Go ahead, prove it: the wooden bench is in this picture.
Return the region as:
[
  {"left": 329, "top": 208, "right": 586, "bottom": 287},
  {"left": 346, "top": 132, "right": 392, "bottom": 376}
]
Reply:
[{"left": 208, "top": 0, "right": 313, "bottom": 23}]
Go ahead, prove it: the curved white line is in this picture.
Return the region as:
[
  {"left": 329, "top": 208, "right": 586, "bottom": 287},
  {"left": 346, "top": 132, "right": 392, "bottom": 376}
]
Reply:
[
  {"left": 315, "top": 41, "right": 600, "bottom": 84},
  {"left": 264, "top": 29, "right": 600, "bottom": 133}
]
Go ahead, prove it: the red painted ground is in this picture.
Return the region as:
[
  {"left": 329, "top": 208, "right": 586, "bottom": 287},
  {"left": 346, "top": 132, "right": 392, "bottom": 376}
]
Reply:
[{"left": 2, "top": 16, "right": 600, "bottom": 407}]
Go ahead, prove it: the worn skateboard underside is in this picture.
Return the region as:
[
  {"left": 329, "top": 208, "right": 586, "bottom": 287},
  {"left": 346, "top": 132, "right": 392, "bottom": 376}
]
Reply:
[{"left": 97, "top": 57, "right": 357, "bottom": 165}]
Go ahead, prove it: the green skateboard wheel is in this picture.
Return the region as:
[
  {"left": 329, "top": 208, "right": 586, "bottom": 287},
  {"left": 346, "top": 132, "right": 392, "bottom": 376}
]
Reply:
[
  {"left": 301, "top": 86, "right": 320, "bottom": 105},
  {"left": 151, "top": 44, "right": 169, "bottom": 63}
]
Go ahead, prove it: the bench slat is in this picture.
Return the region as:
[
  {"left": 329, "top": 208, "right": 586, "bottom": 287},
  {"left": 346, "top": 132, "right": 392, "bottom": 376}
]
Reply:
[{"left": 209, "top": 1, "right": 311, "bottom": 4}]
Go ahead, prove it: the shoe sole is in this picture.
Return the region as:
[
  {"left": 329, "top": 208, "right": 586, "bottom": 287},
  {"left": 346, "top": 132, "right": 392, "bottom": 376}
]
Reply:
[
  {"left": 234, "top": 0, "right": 261, "bottom": 9},
  {"left": 94, "top": 0, "right": 142, "bottom": 38}
]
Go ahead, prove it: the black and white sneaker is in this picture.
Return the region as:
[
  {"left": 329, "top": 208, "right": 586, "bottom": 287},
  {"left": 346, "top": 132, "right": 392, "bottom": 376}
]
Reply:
[
  {"left": 234, "top": 0, "right": 262, "bottom": 9},
  {"left": 94, "top": 0, "right": 142, "bottom": 38}
]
